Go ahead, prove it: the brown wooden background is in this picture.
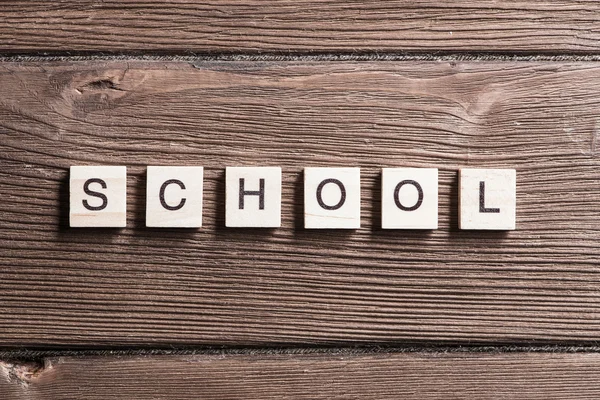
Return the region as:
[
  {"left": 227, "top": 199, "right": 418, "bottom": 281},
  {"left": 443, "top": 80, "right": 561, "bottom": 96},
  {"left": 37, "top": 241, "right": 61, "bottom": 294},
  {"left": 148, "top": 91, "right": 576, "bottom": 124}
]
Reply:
[{"left": 1, "top": 2, "right": 600, "bottom": 398}]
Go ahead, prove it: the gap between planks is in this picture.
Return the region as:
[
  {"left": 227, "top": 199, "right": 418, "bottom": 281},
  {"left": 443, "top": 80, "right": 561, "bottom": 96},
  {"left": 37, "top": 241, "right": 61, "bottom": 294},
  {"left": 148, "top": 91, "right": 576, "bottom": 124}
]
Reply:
[
  {"left": 4, "top": 344, "right": 600, "bottom": 361},
  {"left": 2, "top": 53, "right": 600, "bottom": 63}
]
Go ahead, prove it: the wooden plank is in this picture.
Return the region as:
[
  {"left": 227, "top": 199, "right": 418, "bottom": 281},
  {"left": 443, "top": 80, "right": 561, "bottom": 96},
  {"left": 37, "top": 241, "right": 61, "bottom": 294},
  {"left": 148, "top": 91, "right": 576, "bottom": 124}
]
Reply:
[
  {"left": 1, "top": 60, "right": 600, "bottom": 346},
  {"left": 3, "top": 351, "right": 600, "bottom": 399},
  {"left": 1, "top": 1, "right": 600, "bottom": 54}
]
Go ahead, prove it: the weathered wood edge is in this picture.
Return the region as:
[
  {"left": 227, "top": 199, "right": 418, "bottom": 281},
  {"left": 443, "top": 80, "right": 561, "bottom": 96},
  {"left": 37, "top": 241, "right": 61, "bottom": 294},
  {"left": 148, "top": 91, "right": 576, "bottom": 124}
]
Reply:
[
  {"left": 3, "top": 351, "right": 600, "bottom": 399},
  {"left": 2, "top": 1, "right": 600, "bottom": 54}
]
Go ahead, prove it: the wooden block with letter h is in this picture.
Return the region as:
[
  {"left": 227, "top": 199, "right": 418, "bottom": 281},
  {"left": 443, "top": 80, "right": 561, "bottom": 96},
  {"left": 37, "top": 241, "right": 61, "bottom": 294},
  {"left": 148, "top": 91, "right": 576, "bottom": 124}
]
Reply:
[{"left": 225, "top": 167, "right": 282, "bottom": 228}]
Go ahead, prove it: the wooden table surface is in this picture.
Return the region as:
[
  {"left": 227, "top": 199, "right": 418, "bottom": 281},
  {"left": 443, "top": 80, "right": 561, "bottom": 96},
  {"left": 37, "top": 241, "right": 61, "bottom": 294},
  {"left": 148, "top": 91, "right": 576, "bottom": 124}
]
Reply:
[{"left": 1, "top": 2, "right": 600, "bottom": 399}]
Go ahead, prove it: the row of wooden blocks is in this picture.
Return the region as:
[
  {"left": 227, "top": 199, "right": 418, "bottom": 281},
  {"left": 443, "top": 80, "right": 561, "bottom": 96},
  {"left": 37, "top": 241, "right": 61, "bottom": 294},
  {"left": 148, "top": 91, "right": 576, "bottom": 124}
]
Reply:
[{"left": 70, "top": 166, "right": 516, "bottom": 230}]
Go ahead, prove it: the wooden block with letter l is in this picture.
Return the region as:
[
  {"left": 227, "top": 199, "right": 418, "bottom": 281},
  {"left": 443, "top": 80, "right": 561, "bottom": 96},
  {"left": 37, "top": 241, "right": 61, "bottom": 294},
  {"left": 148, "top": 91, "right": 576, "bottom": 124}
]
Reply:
[
  {"left": 459, "top": 168, "right": 517, "bottom": 230},
  {"left": 304, "top": 167, "right": 361, "bottom": 229},
  {"left": 146, "top": 166, "right": 204, "bottom": 228},
  {"left": 69, "top": 166, "right": 127, "bottom": 228},
  {"left": 225, "top": 167, "right": 282, "bottom": 228}
]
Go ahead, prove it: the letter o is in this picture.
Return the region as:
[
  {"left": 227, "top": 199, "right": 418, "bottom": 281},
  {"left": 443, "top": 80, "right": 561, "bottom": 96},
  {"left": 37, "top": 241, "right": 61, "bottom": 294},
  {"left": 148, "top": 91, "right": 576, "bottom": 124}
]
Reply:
[
  {"left": 316, "top": 178, "right": 346, "bottom": 210},
  {"left": 394, "top": 180, "right": 423, "bottom": 211}
]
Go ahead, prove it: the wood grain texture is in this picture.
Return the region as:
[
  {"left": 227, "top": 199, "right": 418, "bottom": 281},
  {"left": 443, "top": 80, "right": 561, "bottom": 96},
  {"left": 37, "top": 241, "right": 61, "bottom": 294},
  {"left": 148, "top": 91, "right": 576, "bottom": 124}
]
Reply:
[
  {"left": 3, "top": 352, "right": 600, "bottom": 399},
  {"left": 1, "top": 1, "right": 600, "bottom": 54},
  {"left": 1, "top": 60, "right": 600, "bottom": 347}
]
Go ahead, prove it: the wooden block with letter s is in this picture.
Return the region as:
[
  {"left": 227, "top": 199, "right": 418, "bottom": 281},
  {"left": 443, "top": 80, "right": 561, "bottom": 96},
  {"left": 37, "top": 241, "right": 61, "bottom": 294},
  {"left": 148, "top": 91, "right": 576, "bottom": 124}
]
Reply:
[{"left": 69, "top": 166, "right": 127, "bottom": 228}]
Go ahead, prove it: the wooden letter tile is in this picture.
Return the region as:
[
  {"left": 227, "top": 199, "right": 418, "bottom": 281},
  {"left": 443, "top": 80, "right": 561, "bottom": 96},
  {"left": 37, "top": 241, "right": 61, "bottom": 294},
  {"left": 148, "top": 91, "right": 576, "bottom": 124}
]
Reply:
[
  {"left": 225, "top": 167, "right": 281, "bottom": 227},
  {"left": 304, "top": 167, "right": 361, "bottom": 229},
  {"left": 381, "top": 168, "right": 438, "bottom": 230},
  {"left": 459, "top": 168, "right": 516, "bottom": 230},
  {"left": 146, "top": 166, "right": 204, "bottom": 228},
  {"left": 69, "top": 166, "right": 127, "bottom": 227}
]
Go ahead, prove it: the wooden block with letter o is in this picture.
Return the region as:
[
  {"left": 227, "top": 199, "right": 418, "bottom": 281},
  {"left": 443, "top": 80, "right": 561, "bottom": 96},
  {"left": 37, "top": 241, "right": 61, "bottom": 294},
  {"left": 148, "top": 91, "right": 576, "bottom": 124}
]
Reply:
[
  {"left": 304, "top": 167, "right": 361, "bottom": 229},
  {"left": 381, "top": 168, "right": 438, "bottom": 230}
]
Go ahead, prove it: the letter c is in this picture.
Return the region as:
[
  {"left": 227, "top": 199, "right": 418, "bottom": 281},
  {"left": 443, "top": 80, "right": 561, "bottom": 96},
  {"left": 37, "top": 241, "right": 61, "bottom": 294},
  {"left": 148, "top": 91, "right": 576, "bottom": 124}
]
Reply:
[{"left": 160, "top": 179, "right": 187, "bottom": 211}]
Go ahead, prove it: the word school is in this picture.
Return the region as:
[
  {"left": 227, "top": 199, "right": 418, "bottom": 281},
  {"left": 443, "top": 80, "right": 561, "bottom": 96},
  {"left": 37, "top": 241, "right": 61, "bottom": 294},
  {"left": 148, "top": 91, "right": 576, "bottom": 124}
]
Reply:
[{"left": 69, "top": 166, "right": 517, "bottom": 230}]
